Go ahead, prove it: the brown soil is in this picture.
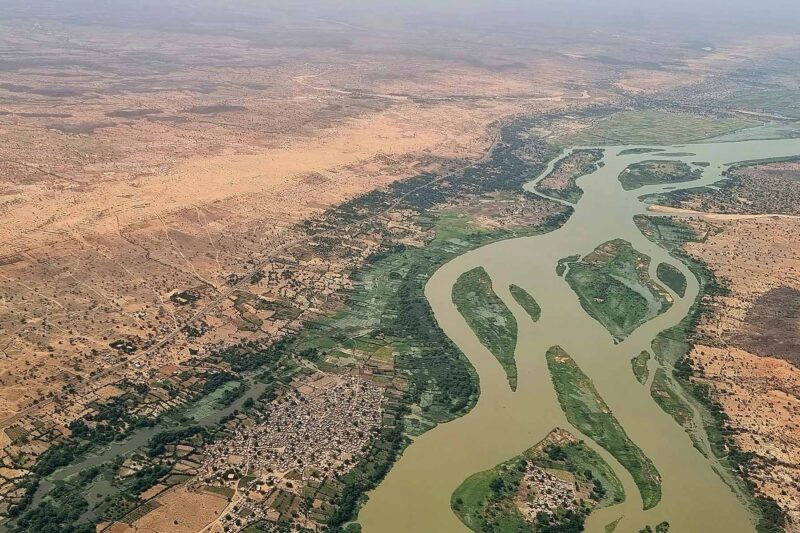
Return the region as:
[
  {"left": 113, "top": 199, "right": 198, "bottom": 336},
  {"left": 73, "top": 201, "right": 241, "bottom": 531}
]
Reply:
[
  {"left": 729, "top": 287, "right": 800, "bottom": 366},
  {"left": 682, "top": 216, "right": 800, "bottom": 528},
  {"left": 126, "top": 486, "right": 228, "bottom": 533}
]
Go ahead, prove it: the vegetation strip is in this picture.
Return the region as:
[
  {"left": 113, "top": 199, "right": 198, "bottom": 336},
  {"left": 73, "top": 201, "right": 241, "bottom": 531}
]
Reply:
[
  {"left": 545, "top": 346, "right": 662, "bottom": 510},
  {"left": 510, "top": 284, "right": 542, "bottom": 322},
  {"left": 656, "top": 263, "right": 686, "bottom": 297},
  {"left": 631, "top": 351, "right": 650, "bottom": 385}
]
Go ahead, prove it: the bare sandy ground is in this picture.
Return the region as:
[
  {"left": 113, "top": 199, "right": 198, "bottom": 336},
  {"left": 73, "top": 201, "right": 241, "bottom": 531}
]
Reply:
[
  {"left": 648, "top": 204, "right": 800, "bottom": 220},
  {"left": 114, "top": 486, "right": 229, "bottom": 533},
  {"left": 685, "top": 216, "right": 800, "bottom": 528}
]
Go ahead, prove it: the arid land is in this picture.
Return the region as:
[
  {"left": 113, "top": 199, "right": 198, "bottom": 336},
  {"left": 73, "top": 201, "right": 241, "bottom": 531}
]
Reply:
[{"left": 644, "top": 160, "right": 800, "bottom": 530}]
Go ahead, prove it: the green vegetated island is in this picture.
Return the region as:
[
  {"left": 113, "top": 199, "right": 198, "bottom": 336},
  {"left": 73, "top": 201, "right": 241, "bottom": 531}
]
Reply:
[
  {"left": 453, "top": 267, "right": 519, "bottom": 390},
  {"left": 510, "top": 284, "right": 542, "bottom": 322},
  {"left": 546, "top": 346, "right": 662, "bottom": 510},
  {"left": 649, "top": 369, "right": 694, "bottom": 428},
  {"left": 563, "top": 239, "right": 672, "bottom": 342},
  {"left": 451, "top": 428, "right": 624, "bottom": 533},
  {"left": 631, "top": 350, "right": 651, "bottom": 385},
  {"left": 618, "top": 148, "right": 665, "bottom": 156},
  {"left": 618, "top": 160, "right": 703, "bottom": 191},
  {"left": 534, "top": 149, "right": 605, "bottom": 204},
  {"left": 655, "top": 263, "right": 686, "bottom": 298}
]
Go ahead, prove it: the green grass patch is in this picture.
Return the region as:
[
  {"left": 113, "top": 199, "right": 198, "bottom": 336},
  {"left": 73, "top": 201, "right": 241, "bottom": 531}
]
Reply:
[
  {"left": 565, "top": 239, "right": 671, "bottom": 342},
  {"left": 546, "top": 346, "right": 661, "bottom": 510},
  {"left": 656, "top": 263, "right": 686, "bottom": 298},
  {"left": 730, "top": 87, "right": 800, "bottom": 119},
  {"left": 618, "top": 148, "right": 665, "bottom": 156},
  {"left": 556, "top": 110, "right": 758, "bottom": 146},
  {"left": 453, "top": 267, "right": 518, "bottom": 390},
  {"left": 631, "top": 351, "right": 650, "bottom": 385},
  {"left": 509, "top": 284, "right": 541, "bottom": 322},
  {"left": 618, "top": 160, "right": 702, "bottom": 191},
  {"left": 605, "top": 516, "right": 624, "bottom": 532}
]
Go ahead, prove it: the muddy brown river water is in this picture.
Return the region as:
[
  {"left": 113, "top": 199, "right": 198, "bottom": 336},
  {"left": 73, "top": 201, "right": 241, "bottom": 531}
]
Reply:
[{"left": 359, "top": 138, "right": 800, "bottom": 532}]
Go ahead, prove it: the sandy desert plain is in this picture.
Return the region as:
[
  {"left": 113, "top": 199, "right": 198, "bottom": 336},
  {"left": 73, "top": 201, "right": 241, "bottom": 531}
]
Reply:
[{"left": 0, "top": 1, "right": 799, "bottom": 532}]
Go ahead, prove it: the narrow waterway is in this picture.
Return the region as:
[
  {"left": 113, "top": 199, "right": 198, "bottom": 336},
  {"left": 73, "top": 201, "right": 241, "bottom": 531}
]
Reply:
[
  {"left": 29, "top": 380, "right": 265, "bottom": 515},
  {"left": 359, "top": 138, "right": 800, "bottom": 532}
]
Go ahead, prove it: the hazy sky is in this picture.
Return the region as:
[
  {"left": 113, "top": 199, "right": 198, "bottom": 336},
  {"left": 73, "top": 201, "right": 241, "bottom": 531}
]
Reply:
[{"left": 3, "top": 0, "right": 800, "bottom": 35}]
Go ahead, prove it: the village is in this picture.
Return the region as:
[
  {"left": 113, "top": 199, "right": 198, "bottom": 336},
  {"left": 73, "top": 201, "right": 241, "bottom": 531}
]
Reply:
[
  {"left": 516, "top": 465, "right": 580, "bottom": 521},
  {"left": 194, "top": 373, "right": 385, "bottom": 531}
]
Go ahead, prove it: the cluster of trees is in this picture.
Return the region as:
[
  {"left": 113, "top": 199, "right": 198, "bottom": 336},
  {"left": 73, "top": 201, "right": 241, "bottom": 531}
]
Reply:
[
  {"left": 534, "top": 507, "right": 587, "bottom": 533},
  {"left": 12, "top": 482, "right": 92, "bottom": 533},
  {"left": 218, "top": 382, "right": 246, "bottom": 407},
  {"left": 390, "top": 261, "right": 477, "bottom": 416},
  {"left": 146, "top": 426, "right": 206, "bottom": 457},
  {"left": 202, "top": 371, "right": 236, "bottom": 393},
  {"left": 127, "top": 464, "right": 171, "bottom": 494}
]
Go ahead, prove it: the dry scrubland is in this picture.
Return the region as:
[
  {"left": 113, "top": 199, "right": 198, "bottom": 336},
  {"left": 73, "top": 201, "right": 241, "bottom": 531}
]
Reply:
[
  {"left": 653, "top": 161, "right": 800, "bottom": 528},
  {"left": 0, "top": 14, "right": 615, "bottom": 423},
  {"left": 684, "top": 217, "right": 800, "bottom": 527}
]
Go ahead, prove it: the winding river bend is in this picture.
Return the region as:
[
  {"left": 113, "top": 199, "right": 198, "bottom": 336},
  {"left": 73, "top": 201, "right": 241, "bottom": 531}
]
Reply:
[{"left": 359, "top": 137, "right": 800, "bottom": 532}]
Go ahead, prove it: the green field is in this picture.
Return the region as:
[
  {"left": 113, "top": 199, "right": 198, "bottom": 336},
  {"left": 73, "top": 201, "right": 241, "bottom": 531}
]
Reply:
[
  {"left": 555, "top": 111, "right": 758, "bottom": 146},
  {"left": 631, "top": 351, "right": 651, "bottom": 385},
  {"left": 509, "top": 284, "right": 541, "bottom": 322},
  {"left": 453, "top": 267, "right": 519, "bottom": 390},
  {"left": 451, "top": 428, "right": 624, "bottom": 533},
  {"left": 546, "top": 346, "right": 661, "bottom": 510},
  {"left": 731, "top": 87, "right": 800, "bottom": 119},
  {"left": 618, "top": 160, "right": 702, "bottom": 191},
  {"left": 565, "top": 239, "right": 671, "bottom": 342},
  {"left": 656, "top": 263, "right": 686, "bottom": 298}
]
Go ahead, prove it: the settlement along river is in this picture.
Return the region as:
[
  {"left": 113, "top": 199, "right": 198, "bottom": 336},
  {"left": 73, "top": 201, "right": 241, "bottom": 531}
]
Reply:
[{"left": 359, "top": 136, "right": 800, "bottom": 532}]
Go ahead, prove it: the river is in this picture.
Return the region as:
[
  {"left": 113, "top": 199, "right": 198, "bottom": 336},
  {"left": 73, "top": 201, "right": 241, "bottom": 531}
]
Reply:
[{"left": 359, "top": 137, "right": 800, "bottom": 532}]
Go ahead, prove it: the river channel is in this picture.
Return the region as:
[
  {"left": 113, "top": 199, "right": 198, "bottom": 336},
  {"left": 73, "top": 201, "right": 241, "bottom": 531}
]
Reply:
[
  {"left": 359, "top": 137, "right": 800, "bottom": 532},
  {"left": 28, "top": 379, "right": 265, "bottom": 521}
]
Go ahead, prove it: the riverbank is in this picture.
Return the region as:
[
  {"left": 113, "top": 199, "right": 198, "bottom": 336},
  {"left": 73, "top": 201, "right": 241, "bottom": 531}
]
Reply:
[{"left": 359, "top": 136, "right": 800, "bottom": 533}]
